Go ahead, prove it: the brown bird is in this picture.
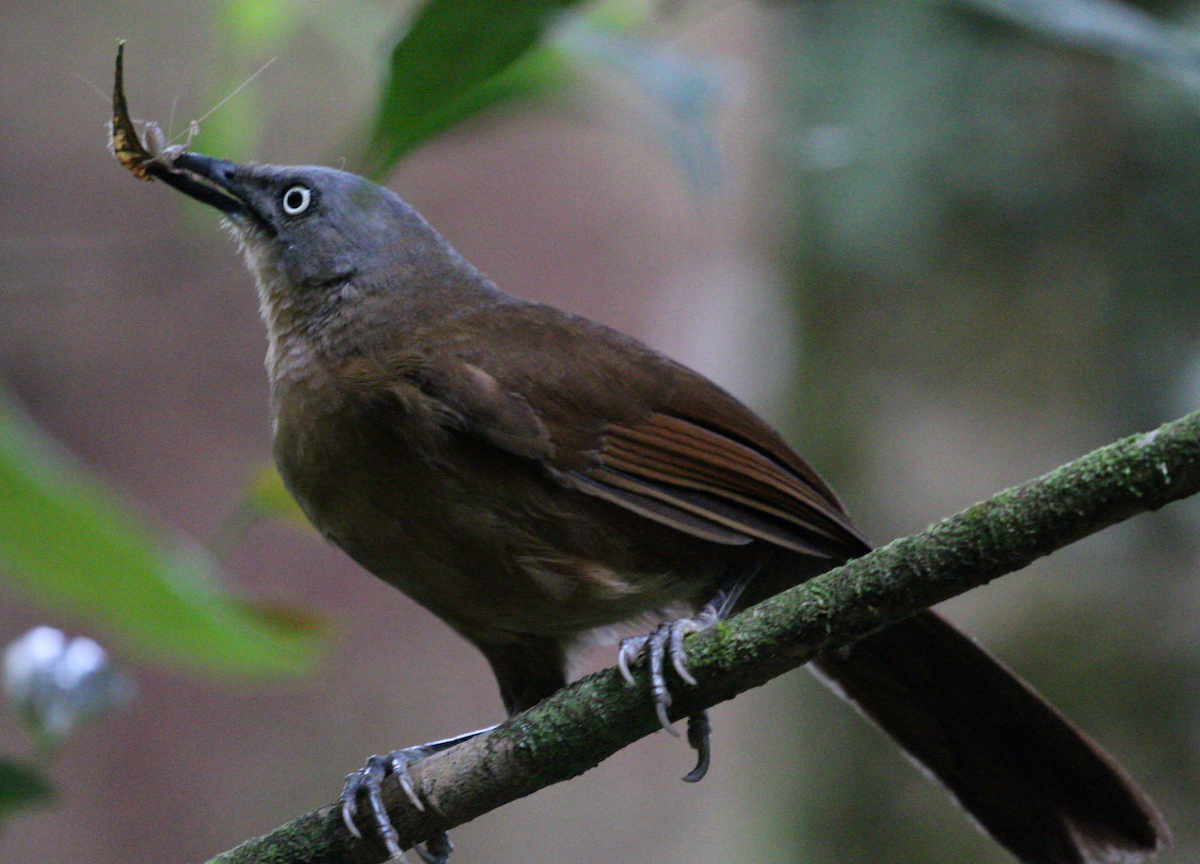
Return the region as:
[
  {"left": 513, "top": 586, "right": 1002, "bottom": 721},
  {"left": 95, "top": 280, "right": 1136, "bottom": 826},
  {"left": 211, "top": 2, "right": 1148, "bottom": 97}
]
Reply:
[{"left": 111, "top": 49, "right": 1166, "bottom": 864}]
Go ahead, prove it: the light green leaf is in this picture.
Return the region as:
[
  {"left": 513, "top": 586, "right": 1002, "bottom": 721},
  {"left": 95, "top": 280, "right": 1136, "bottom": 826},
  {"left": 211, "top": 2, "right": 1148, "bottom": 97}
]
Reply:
[{"left": 0, "top": 394, "right": 320, "bottom": 676}]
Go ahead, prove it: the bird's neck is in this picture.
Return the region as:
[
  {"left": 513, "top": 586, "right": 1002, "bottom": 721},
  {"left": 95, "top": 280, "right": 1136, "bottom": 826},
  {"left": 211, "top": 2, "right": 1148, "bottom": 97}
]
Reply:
[{"left": 245, "top": 241, "right": 512, "bottom": 397}]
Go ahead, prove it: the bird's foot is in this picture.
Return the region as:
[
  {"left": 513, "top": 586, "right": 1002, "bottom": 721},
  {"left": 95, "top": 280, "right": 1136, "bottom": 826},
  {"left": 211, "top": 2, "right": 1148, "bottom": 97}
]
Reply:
[
  {"left": 340, "top": 725, "right": 498, "bottom": 863},
  {"left": 617, "top": 603, "right": 720, "bottom": 781},
  {"left": 340, "top": 745, "right": 451, "bottom": 863}
]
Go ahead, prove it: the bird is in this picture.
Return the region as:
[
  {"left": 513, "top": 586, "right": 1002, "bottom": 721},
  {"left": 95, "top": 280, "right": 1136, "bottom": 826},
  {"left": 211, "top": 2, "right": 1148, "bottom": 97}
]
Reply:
[{"left": 110, "top": 54, "right": 1166, "bottom": 864}]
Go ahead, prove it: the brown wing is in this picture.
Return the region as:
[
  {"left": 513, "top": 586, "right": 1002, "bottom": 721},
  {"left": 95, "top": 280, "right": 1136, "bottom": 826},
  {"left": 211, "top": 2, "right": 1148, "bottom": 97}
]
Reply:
[
  {"left": 352, "top": 301, "right": 867, "bottom": 559},
  {"left": 567, "top": 411, "right": 866, "bottom": 557},
  {"left": 562, "top": 360, "right": 869, "bottom": 559}
]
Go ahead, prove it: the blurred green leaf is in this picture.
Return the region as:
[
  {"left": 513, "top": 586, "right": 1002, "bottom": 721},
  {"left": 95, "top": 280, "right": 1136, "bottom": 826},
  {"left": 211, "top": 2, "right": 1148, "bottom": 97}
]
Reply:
[
  {"left": 0, "top": 394, "right": 321, "bottom": 676},
  {"left": 363, "top": 0, "right": 590, "bottom": 175},
  {"left": 207, "top": 463, "right": 315, "bottom": 562},
  {"left": 0, "top": 759, "right": 52, "bottom": 817},
  {"left": 242, "top": 463, "right": 310, "bottom": 527},
  {"left": 222, "top": 0, "right": 287, "bottom": 39},
  {"left": 186, "top": 0, "right": 291, "bottom": 163}
]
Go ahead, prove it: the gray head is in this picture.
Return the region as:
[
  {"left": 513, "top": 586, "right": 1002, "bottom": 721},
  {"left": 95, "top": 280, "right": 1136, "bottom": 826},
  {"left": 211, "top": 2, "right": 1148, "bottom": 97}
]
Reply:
[{"left": 155, "top": 152, "right": 497, "bottom": 358}]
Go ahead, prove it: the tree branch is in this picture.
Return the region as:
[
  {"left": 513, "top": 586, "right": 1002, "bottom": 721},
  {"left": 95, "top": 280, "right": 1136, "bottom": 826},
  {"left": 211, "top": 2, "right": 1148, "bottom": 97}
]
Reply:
[{"left": 206, "top": 409, "right": 1200, "bottom": 864}]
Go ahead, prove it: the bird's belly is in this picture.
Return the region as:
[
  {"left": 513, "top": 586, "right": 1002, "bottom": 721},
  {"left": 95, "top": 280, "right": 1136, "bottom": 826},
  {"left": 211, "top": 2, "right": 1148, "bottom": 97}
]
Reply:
[{"left": 273, "top": 405, "right": 718, "bottom": 644}]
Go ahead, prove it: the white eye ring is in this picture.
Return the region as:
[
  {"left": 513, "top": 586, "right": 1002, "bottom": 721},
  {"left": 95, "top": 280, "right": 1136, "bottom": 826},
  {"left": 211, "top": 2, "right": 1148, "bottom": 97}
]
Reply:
[{"left": 281, "top": 185, "right": 312, "bottom": 216}]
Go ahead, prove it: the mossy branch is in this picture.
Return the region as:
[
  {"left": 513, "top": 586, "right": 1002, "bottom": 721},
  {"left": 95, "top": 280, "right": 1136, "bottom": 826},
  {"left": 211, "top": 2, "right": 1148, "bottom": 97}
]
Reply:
[{"left": 206, "top": 409, "right": 1200, "bottom": 864}]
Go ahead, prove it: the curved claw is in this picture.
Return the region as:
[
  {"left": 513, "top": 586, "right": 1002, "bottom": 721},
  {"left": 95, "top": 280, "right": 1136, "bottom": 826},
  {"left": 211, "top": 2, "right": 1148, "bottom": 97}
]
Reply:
[
  {"left": 341, "top": 793, "right": 362, "bottom": 839},
  {"left": 669, "top": 619, "right": 704, "bottom": 686},
  {"left": 416, "top": 831, "right": 454, "bottom": 864},
  {"left": 683, "top": 711, "right": 712, "bottom": 783},
  {"left": 390, "top": 752, "right": 426, "bottom": 812},
  {"left": 617, "top": 635, "right": 647, "bottom": 685},
  {"left": 656, "top": 700, "right": 680, "bottom": 736}
]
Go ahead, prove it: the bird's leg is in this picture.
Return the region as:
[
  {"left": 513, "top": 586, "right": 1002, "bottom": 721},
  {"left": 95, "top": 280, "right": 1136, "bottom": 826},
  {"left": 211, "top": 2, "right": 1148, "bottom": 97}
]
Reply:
[
  {"left": 616, "top": 562, "right": 761, "bottom": 781},
  {"left": 340, "top": 725, "right": 498, "bottom": 863}
]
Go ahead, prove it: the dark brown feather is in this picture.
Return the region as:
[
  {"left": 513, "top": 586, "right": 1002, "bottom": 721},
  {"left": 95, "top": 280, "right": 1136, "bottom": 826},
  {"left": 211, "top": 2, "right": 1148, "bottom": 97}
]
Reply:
[{"left": 815, "top": 612, "right": 1168, "bottom": 864}]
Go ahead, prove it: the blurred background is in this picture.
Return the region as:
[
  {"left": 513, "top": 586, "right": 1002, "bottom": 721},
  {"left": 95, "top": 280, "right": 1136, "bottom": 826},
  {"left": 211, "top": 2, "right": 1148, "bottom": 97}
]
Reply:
[{"left": 2, "top": 0, "right": 1200, "bottom": 862}]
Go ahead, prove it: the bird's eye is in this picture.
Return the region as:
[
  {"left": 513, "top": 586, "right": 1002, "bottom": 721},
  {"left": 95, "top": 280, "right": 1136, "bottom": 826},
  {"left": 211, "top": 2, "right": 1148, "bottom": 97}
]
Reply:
[{"left": 281, "top": 185, "right": 312, "bottom": 216}]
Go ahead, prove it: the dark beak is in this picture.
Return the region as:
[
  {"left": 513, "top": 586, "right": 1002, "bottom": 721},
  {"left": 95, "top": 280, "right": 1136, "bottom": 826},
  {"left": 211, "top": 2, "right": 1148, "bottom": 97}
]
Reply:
[{"left": 145, "top": 152, "right": 251, "bottom": 218}]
